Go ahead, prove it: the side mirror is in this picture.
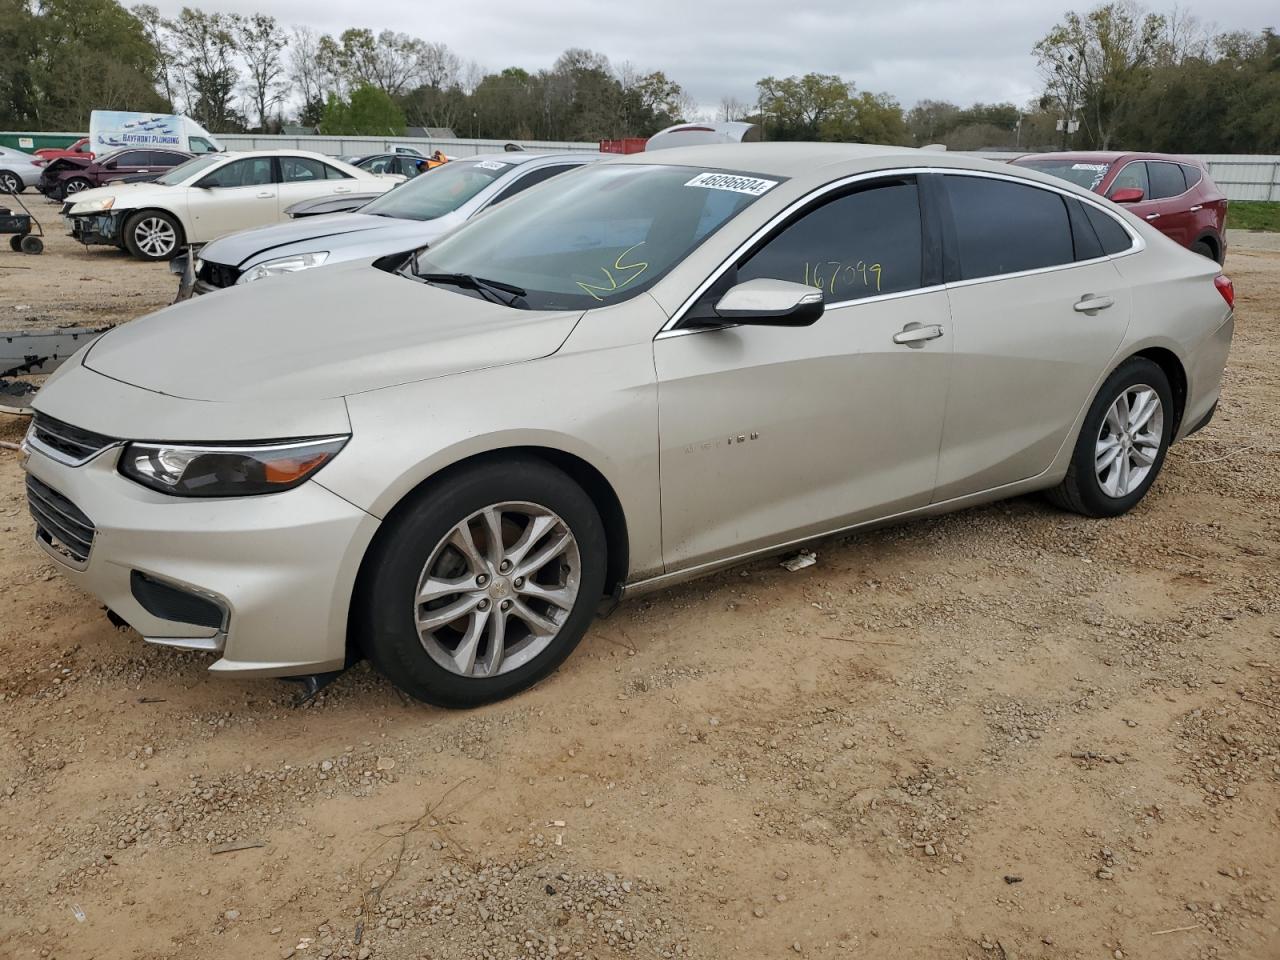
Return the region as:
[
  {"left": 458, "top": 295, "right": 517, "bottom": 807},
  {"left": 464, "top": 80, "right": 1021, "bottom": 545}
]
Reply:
[
  {"left": 714, "top": 278, "right": 824, "bottom": 327},
  {"left": 104, "top": 160, "right": 116, "bottom": 170},
  {"left": 1109, "top": 187, "right": 1144, "bottom": 204}
]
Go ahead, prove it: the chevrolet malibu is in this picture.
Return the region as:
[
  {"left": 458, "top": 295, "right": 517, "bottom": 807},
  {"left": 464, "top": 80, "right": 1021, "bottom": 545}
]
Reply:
[{"left": 22, "top": 143, "right": 1234, "bottom": 707}]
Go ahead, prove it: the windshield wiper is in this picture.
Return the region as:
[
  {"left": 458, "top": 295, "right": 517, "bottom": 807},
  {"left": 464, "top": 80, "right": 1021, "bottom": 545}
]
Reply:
[{"left": 417, "top": 272, "right": 528, "bottom": 308}]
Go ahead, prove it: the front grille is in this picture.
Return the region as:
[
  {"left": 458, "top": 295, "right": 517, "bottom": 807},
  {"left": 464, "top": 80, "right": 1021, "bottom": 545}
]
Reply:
[
  {"left": 26, "top": 475, "right": 96, "bottom": 567},
  {"left": 196, "top": 260, "right": 241, "bottom": 289},
  {"left": 31, "top": 413, "right": 117, "bottom": 464}
]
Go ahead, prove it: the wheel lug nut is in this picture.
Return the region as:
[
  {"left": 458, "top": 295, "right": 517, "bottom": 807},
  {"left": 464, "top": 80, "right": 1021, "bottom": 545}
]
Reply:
[
  {"left": 499, "top": 560, "right": 512, "bottom": 573},
  {"left": 478, "top": 599, "right": 490, "bottom": 611},
  {"left": 476, "top": 574, "right": 488, "bottom": 586},
  {"left": 513, "top": 577, "right": 524, "bottom": 589},
  {"left": 501, "top": 599, "right": 512, "bottom": 611}
]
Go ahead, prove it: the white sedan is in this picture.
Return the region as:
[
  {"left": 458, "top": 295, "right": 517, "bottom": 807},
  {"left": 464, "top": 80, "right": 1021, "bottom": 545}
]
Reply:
[{"left": 62, "top": 150, "right": 401, "bottom": 261}]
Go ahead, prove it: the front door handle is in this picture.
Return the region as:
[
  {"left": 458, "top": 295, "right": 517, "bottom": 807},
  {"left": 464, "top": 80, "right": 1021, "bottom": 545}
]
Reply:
[
  {"left": 256, "top": 191, "right": 274, "bottom": 199},
  {"left": 334, "top": 186, "right": 352, "bottom": 194},
  {"left": 1074, "top": 295, "right": 1115, "bottom": 313},
  {"left": 1145, "top": 213, "right": 1161, "bottom": 221},
  {"left": 1189, "top": 204, "right": 1203, "bottom": 212},
  {"left": 892, "top": 323, "right": 944, "bottom": 346}
]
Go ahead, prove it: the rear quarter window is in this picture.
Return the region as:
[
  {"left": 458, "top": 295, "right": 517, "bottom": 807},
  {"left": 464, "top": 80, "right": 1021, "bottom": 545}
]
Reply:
[
  {"left": 1179, "top": 163, "right": 1203, "bottom": 189},
  {"left": 943, "top": 176, "right": 1074, "bottom": 281},
  {"left": 1147, "top": 162, "right": 1187, "bottom": 199},
  {"left": 1082, "top": 204, "right": 1135, "bottom": 256}
]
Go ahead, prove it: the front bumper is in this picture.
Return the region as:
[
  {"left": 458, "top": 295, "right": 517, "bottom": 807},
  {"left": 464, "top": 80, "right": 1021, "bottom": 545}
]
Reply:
[
  {"left": 65, "top": 209, "right": 124, "bottom": 247},
  {"left": 22, "top": 440, "right": 381, "bottom": 678}
]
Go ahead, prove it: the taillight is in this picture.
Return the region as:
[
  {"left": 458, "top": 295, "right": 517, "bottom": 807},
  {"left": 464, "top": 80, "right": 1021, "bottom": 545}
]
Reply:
[{"left": 1214, "top": 274, "right": 1234, "bottom": 309}]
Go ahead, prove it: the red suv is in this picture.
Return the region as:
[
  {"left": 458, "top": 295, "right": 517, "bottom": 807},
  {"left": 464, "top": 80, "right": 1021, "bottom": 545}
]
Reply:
[{"left": 1012, "top": 152, "right": 1227, "bottom": 263}]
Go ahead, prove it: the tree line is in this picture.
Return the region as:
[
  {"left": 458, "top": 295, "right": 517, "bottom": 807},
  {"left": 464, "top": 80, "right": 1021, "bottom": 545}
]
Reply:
[{"left": 0, "top": 0, "right": 1276, "bottom": 153}]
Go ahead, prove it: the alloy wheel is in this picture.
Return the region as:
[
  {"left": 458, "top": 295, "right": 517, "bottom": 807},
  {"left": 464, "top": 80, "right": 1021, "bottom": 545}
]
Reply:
[
  {"left": 64, "top": 178, "right": 90, "bottom": 194},
  {"left": 0, "top": 173, "right": 19, "bottom": 194},
  {"left": 1095, "top": 383, "right": 1163, "bottom": 498},
  {"left": 414, "top": 501, "right": 582, "bottom": 679},
  {"left": 133, "top": 217, "right": 177, "bottom": 258}
]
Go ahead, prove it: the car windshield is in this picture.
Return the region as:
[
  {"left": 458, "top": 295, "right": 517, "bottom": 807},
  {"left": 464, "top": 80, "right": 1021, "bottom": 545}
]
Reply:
[
  {"left": 155, "top": 153, "right": 223, "bottom": 185},
  {"left": 1014, "top": 158, "right": 1111, "bottom": 192},
  {"left": 361, "top": 158, "right": 522, "bottom": 220},
  {"left": 410, "top": 163, "right": 779, "bottom": 310}
]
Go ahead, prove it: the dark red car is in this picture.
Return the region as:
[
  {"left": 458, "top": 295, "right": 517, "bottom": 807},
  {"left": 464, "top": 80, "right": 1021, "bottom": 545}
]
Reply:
[
  {"left": 1012, "top": 152, "right": 1228, "bottom": 263},
  {"left": 38, "top": 147, "right": 193, "bottom": 201}
]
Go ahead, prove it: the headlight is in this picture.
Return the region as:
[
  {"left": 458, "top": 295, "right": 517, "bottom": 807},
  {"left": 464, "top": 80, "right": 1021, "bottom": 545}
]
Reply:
[
  {"left": 118, "top": 436, "right": 348, "bottom": 497},
  {"left": 240, "top": 251, "right": 330, "bottom": 283},
  {"left": 72, "top": 196, "right": 115, "bottom": 213}
]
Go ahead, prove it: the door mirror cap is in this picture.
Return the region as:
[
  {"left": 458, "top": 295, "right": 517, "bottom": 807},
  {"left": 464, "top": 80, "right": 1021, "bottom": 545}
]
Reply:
[
  {"left": 1109, "top": 187, "right": 1144, "bottom": 204},
  {"left": 714, "top": 278, "right": 824, "bottom": 326}
]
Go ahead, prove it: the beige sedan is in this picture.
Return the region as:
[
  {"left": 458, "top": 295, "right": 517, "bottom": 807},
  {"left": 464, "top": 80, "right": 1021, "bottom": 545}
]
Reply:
[{"left": 23, "top": 143, "right": 1234, "bottom": 706}]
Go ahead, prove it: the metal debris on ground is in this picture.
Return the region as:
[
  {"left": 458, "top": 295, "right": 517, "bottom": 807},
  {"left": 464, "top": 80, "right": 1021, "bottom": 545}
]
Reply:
[{"left": 781, "top": 550, "right": 817, "bottom": 572}]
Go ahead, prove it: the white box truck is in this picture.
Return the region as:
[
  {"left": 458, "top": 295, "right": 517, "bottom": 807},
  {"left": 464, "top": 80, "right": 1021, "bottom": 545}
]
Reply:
[{"left": 89, "top": 111, "right": 222, "bottom": 156}]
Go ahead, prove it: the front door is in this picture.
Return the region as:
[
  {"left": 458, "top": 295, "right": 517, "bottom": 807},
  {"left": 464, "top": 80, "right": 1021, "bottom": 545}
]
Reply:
[
  {"left": 189, "top": 156, "right": 278, "bottom": 241},
  {"left": 656, "top": 176, "right": 953, "bottom": 570}
]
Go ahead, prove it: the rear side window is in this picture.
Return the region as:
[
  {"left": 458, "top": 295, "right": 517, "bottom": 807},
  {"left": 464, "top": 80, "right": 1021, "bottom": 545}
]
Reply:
[
  {"left": 737, "top": 178, "right": 923, "bottom": 300},
  {"left": 281, "top": 157, "right": 328, "bottom": 182},
  {"left": 1147, "top": 162, "right": 1187, "bottom": 199},
  {"left": 943, "top": 176, "right": 1074, "bottom": 281},
  {"left": 1180, "top": 163, "right": 1203, "bottom": 188},
  {"left": 1082, "top": 204, "right": 1134, "bottom": 255}
]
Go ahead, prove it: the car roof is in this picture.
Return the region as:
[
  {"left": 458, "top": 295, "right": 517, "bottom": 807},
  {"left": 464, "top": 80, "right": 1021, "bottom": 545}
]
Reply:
[
  {"left": 1015, "top": 151, "right": 1203, "bottom": 166},
  {"left": 463, "top": 151, "right": 600, "bottom": 166}
]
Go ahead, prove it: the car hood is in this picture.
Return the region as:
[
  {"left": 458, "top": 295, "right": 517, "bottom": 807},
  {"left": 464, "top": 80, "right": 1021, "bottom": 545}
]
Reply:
[
  {"left": 81, "top": 260, "right": 582, "bottom": 403},
  {"left": 66, "top": 181, "right": 174, "bottom": 211},
  {"left": 203, "top": 212, "right": 463, "bottom": 270}
]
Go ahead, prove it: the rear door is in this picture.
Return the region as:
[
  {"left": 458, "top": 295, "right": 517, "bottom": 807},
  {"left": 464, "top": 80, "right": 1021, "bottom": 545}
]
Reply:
[
  {"left": 934, "top": 173, "right": 1132, "bottom": 501},
  {"left": 1144, "top": 160, "right": 1194, "bottom": 247},
  {"left": 277, "top": 156, "right": 356, "bottom": 213}
]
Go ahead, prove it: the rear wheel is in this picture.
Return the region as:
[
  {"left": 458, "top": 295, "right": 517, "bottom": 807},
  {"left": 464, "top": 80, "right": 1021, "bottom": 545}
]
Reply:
[
  {"left": 63, "top": 177, "right": 92, "bottom": 197},
  {"left": 123, "top": 210, "right": 183, "bottom": 261},
  {"left": 357, "top": 458, "right": 607, "bottom": 707},
  {"left": 19, "top": 235, "right": 42, "bottom": 255},
  {"left": 1047, "top": 357, "right": 1173, "bottom": 518},
  {"left": 1191, "top": 240, "right": 1217, "bottom": 262},
  {"left": 8, "top": 235, "right": 22, "bottom": 251},
  {"left": 0, "top": 170, "right": 20, "bottom": 194}
]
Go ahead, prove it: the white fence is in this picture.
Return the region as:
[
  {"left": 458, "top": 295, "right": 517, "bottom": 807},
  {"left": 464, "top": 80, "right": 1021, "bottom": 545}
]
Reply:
[{"left": 214, "top": 134, "right": 600, "bottom": 157}]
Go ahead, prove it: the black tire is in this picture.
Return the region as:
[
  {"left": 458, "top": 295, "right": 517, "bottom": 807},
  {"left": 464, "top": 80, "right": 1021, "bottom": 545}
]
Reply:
[
  {"left": 1191, "top": 240, "right": 1217, "bottom": 262},
  {"left": 19, "top": 235, "right": 42, "bottom": 255},
  {"left": 0, "top": 170, "right": 20, "bottom": 194},
  {"left": 1046, "top": 357, "right": 1173, "bottom": 518},
  {"left": 356, "top": 457, "right": 608, "bottom": 707},
  {"left": 8, "top": 235, "right": 21, "bottom": 251},
  {"left": 122, "top": 210, "right": 183, "bottom": 261}
]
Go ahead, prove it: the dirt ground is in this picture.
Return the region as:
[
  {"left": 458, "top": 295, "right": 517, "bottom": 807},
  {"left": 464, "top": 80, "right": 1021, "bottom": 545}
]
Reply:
[{"left": 1, "top": 214, "right": 1278, "bottom": 960}]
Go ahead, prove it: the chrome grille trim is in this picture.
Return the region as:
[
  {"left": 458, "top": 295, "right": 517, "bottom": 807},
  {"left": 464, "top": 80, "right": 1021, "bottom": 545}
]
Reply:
[
  {"left": 25, "top": 475, "right": 96, "bottom": 569},
  {"left": 29, "top": 413, "right": 119, "bottom": 466}
]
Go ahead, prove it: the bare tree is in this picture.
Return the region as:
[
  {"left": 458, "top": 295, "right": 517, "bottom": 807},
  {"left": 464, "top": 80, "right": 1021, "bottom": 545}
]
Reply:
[
  {"left": 289, "top": 26, "right": 328, "bottom": 122},
  {"left": 131, "top": 4, "right": 177, "bottom": 106},
  {"left": 718, "top": 96, "right": 747, "bottom": 121},
  {"left": 237, "top": 14, "right": 287, "bottom": 131},
  {"left": 168, "top": 8, "right": 242, "bottom": 130},
  {"left": 417, "top": 41, "right": 460, "bottom": 90}
]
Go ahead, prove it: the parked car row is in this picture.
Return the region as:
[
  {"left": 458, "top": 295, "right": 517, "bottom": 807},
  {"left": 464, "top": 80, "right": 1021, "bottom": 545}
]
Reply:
[{"left": 22, "top": 138, "right": 1233, "bottom": 709}]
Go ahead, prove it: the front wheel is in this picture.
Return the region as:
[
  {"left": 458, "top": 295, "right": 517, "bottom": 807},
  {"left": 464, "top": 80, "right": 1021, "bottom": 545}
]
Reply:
[
  {"left": 356, "top": 458, "right": 608, "bottom": 707},
  {"left": 1047, "top": 357, "right": 1173, "bottom": 517},
  {"left": 62, "top": 177, "right": 92, "bottom": 197},
  {"left": 123, "top": 210, "right": 183, "bottom": 261}
]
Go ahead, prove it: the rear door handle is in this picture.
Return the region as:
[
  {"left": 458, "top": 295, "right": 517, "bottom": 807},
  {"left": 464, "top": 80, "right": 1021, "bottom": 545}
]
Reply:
[
  {"left": 1189, "top": 204, "right": 1203, "bottom": 212},
  {"left": 892, "top": 323, "right": 944, "bottom": 346},
  {"left": 334, "top": 186, "right": 352, "bottom": 194},
  {"left": 256, "top": 191, "right": 274, "bottom": 199},
  {"left": 1074, "top": 295, "right": 1115, "bottom": 313},
  {"left": 1145, "top": 213, "right": 1161, "bottom": 221}
]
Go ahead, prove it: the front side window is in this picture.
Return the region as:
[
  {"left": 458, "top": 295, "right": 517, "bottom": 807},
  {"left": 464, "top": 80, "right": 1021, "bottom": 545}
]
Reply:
[
  {"left": 944, "top": 175, "right": 1074, "bottom": 281},
  {"left": 411, "top": 163, "right": 775, "bottom": 310},
  {"left": 197, "top": 157, "right": 274, "bottom": 188},
  {"left": 489, "top": 164, "right": 582, "bottom": 205},
  {"left": 359, "top": 156, "right": 396, "bottom": 175},
  {"left": 1108, "top": 162, "right": 1149, "bottom": 198},
  {"left": 1147, "top": 161, "right": 1187, "bottom": 199},
  {"left": 111, "top": 151, "right": 149, "bottom": 166},
  {"left": 188, "top": 137, "right": 216, "bottom": 154},
  {"left": 737, "top": 178, "right": 923, "bottom": 301}
]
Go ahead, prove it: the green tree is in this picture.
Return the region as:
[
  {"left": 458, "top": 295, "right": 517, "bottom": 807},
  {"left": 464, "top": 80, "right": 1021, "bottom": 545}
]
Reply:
[{"left": 319, "top": 84, "right": 405, "bottom": 135}]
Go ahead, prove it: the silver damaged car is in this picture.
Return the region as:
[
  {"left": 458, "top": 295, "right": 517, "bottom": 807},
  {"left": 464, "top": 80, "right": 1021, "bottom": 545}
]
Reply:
[{"left": 23, "top": 143, "right": 1234, "bottom": 707}]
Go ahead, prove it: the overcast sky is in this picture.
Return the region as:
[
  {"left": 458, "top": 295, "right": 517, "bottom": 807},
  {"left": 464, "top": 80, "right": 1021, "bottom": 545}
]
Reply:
[{"left": 149, "top": 0, "right": 1278, "bottom": 114}]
